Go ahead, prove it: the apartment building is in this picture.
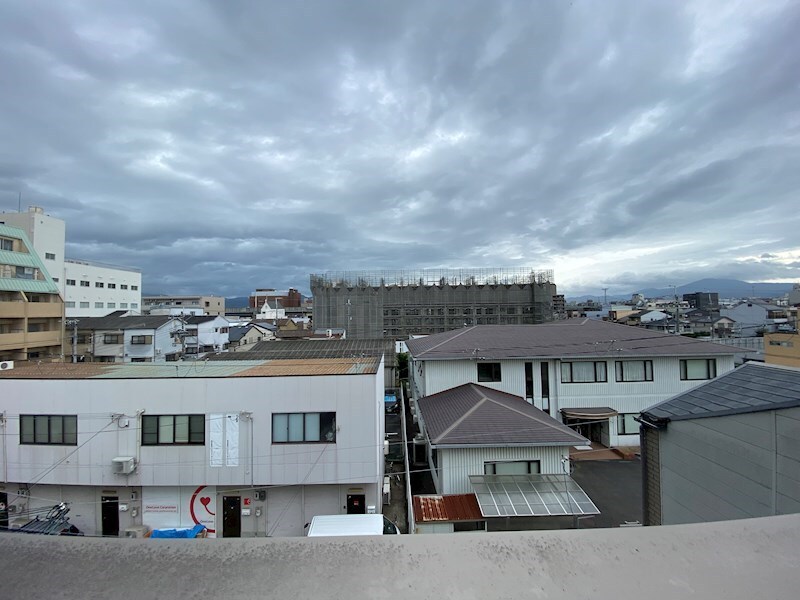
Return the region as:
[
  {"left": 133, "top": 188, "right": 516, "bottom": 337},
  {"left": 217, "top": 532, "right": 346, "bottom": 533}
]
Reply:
[
  {"left": 143, "top": 295, "right": 226, "bottom": 316},
  {"left": 1, "top": 206, "right": 143, "bottom": 317},
  {"left": 0, "top": 357, "right": 385, "bottom": 537},
  {"left": 407, "top": 320, "right": 739, "bottom": 447},
  {"left": 0, "top": 224, "right": 64, "bottom": 362}
]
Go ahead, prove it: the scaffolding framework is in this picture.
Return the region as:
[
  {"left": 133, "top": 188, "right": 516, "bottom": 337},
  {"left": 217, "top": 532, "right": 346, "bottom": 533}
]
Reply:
[{"left": 310, "top": 268, "right": 553, "bottom": 289}]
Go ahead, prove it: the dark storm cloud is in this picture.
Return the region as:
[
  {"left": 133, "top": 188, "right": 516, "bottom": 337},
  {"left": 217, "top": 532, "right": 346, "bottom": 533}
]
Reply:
[{"left": 1, "top": 0, "right": 799, "bottom": 296}]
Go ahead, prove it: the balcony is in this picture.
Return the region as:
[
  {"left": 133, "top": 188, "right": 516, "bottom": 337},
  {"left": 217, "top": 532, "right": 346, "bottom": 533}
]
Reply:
[
  {"left": 0, "top": 300, "right": 26, "bottom": 319},
  {"left": 27, "top": 302, "right": 63, "bottom": 319},
  {"left": 0, "top": 331, "right": 26, "bottom": 350},
  {"left": 26, "top": 331, "right": 62, "bottom": 346}
]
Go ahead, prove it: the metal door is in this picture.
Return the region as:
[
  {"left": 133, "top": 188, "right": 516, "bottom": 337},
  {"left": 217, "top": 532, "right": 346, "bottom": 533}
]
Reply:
[
  {"left": 346, "top": 494, "right": 366, "bottom": 514},
  {"left": 101, "top": 496, "right": 119, "bottom": 537},
  {"left": 222, "top": 496, "right": 241, "bottom": 537}
]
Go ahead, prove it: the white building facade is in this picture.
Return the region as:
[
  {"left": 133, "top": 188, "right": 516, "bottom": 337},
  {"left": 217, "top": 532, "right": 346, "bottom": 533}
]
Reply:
[
  {"left": 64, "top": 259, "right": 142, "bottom": 317},
  {"left": 0, "top": 358, "right": 385, "bottom": 537},
  {"left": 408, "top": 322, "right": 738, "bottom": 447}
]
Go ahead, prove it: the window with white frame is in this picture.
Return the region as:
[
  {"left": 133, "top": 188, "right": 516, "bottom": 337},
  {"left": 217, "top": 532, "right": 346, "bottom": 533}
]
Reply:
[
  {"left": 617, "top": 413, "right": 639, "bottom": 435},
  {"left": 484, "top": 460, "right": 540, "bottom": 475},
  {"left": 272, "top": 412, "right": 336, "bottom": 443},
  {"left": 615, "top": 360, "right": 653, "bottom": 382},
  {"left": 561, "top": 361, "right": 607, "bottom": 383},
  {"left": 680, "top": 359, "right": 717, "bottom": 380}
]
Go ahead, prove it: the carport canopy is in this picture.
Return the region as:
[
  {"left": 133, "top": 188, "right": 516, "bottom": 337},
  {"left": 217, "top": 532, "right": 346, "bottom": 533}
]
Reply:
[
  {"left": 469, "top": 474, "right": 600, "bottom": 517},
  {"left": 561, "top": 407, "right": 618, "bottom": 419}
]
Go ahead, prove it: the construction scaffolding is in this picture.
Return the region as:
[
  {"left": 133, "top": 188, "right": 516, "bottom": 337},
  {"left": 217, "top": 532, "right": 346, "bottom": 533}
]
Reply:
[{"left": 311, "top": 268, "right": 558, "bottom": 339}]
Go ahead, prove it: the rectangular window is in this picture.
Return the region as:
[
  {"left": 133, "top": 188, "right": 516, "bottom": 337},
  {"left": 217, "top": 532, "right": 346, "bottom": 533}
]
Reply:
[
  {"left": 131, "top": 335, "right": 153, "bottom": 344},
  {"left": 120, "top": 303, "right": 128, "bottom": 309},
  {"left": 66, "top": 279, "right": 76, "bottom": 286},
  {"left": 52, "top": 277, "right": 59, "bottom": 282},
  {"left": 615, "top": 360, "right": 654, "bottom": 382},
  {"left": 131, "top": 285, "right": 139, "bottom": 291},
  {"left": 45, "top": 252, "right": 55, "bottom": 260},
  {"left": 272, "top": 412, "right": 336, "bottom": 443},
  {"left": 561, "top": 361, "right": 607, "bottom": 383},
  {"left": 525, "top": 362, "right": 533, "bottom": 398},
  {"left": 121, "top": 284, "right": 128, "bottom": 290},
  {"left": 15, "top": 266, "right": 34, "bottom": 280},
  {"left": 142, "top": 414, "right": 204, "bottom": 445},
  {"left": 95, "top": 302, "right": 103, "bottom": 309},
  {"left": 617, "top": 414, "right": 639, "bottom": 435},
  {"left": 80, "top": 280, "right": 89, "bottom": 287},
  {"left": 104, "top": 334, "right": 122, "bottom": 344},
  {"left": 484, "top": 460, "right": 540, "bottom": 475},
  {"left": 680, "top": 359, "right": 717, "bottom": 380},
  {"left": 0, "top": 238, "right": 13, "bottom": 251},
  {"left": 131, "top": 303, "right": 138, "bottom": 309},
  {"left": 65, "top": 301, "right": 75, "bottom": 308},
  {"left": 79, "top": 302, "right": 90, "bottom": 308},
  {"left": 108, "top": 283, "right": 116, "bottom": 289},
  {"left": 477, "top": 362, "right": 502, "bottom": 382},
  {"left": 95, "top": 282, "right": 104, "bottom": 288},
  {"left": 107, "top": 302, "right": 115, "bottom": 308},
  {"left": 20, "top": 415, "right": 77, "bottom": 445}
]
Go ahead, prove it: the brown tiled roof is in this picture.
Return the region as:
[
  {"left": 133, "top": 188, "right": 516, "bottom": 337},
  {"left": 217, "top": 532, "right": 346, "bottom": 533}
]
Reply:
[
  {"left": 413, "top": 494, "right": 483, "bottom": 523},
  {"left": 417, "top": 383, "right": 587, "bottom": 447},
  {"left": 406, "top": 319, "right": 742, "bottom": 360}
]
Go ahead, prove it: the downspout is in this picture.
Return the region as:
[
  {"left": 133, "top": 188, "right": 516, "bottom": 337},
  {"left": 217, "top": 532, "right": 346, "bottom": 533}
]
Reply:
[{"left": 2, "top": 411, "right": 7, "bottom": 484}]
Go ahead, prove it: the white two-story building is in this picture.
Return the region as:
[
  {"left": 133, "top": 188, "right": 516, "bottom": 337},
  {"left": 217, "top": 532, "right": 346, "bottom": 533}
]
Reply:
[
  {"left": 407, "top": 320, "right": 739, "bottom": 447},
  {"left": 0, "top": 357, "right": 385, "bottom": 537}
]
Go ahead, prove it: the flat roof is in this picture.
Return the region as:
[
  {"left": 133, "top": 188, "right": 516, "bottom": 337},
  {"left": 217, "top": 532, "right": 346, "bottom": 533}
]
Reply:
[{"left": 0, "top": 357, "right": 381, "bottom": 379}]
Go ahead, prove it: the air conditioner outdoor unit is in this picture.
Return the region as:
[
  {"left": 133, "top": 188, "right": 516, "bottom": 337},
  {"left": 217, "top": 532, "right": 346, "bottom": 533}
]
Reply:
[
  {"left": 0, "top": 360, "right": 14, "bottom": 370},
  {"left": 124, "top": 525, "right": 151, "bottom": 538},
  {"left": 112, "top": 456, "right": 137, "bottom": 475}
]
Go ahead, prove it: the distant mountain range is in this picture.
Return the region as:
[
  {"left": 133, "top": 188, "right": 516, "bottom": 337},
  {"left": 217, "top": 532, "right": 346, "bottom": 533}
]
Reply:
[
  {"left": 567, "top": 278, "right": 795, "bottom": 303},
  {"left": 226, "top": 296, "right": 250, "bottom": 308}
]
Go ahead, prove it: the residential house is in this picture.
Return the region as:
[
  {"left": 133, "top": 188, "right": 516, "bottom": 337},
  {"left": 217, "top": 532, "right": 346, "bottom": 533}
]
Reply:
[
  {"left": 0, "top": 356, "right": 385, "bottom": 537},
  {"left": 721, "top": 300, "right": 792, "bottom": 336},
  {"left": 764, "top": 332, "right": 800, "bottom": 368},
  {"left": 639, "top": 362, "right": 800, "bottom": 526},
  {"left": 72, "top": 314, "right": 184, "bottom": 363},
  {"left": 0, "top": 223, "right": 63, "bottom": 362},
  {"left": 182, "top": 315, "right": 231, "bottom": 357},
  {"left": 415, "top": 383, "right": 598, "bottom": 531},
  {"left": 684, "top": 310, "right": 735, "bottom": 337},
  {"left": 228, "top": 323, "right": 276, "bottom": 351},
  {"left": 142, "top": 295, "right": 226, "bottom": 316},
  {"left": 407, "top": 320, "right": 739, "bottom": 447}
]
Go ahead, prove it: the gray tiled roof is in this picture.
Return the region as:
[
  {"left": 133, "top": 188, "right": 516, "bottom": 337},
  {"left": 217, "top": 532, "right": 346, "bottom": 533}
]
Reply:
[
  {"left": 76, "top": 314, "right": 177, "bottom": 331},
  {"left": 641, "top": 363, "right": 800, "bottom": 423},
  {"left": 417, "top": 383, "right": 588, "bottom": 447},
  {"left": 405, "top": 320, "right": 741, "bottom": 360}
]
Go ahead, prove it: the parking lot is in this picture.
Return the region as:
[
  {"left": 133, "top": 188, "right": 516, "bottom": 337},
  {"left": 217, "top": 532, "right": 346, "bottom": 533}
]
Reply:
[{"left": 571, "top": 458, "right": 642, "bottom": 528}]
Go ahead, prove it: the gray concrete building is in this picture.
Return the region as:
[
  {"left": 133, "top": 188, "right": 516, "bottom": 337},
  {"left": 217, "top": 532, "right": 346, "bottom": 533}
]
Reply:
[
  {"left": 640, "top": 362, "right": 800, "bottom": 526},
  {"left": 311, "top": 268, "right": 558, "bottom": 339}
]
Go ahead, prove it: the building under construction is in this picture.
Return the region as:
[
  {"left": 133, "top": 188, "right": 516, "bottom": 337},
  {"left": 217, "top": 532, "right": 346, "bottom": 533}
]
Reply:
[{"left": 311, "top": 268, "right": 558, "bottom": 339}]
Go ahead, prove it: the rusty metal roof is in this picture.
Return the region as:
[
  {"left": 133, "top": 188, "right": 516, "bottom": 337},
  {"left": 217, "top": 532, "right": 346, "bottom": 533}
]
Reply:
[
  {"left": 412, "top": 494, "right": 484, "bottom": 523},
  {"left": 0, "top": 357, "right": 380, "bottom": 379}
]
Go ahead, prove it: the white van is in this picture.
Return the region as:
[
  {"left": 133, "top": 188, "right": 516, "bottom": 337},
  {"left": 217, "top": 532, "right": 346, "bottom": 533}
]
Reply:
[{"left": 306, "top": 514, "right": 400, "bottom": 537}]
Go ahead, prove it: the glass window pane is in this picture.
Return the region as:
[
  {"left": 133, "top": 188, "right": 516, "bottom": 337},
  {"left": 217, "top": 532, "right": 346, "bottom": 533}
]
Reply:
[
  {"left": 686, "top": 359, "right": 708, "bottom": 379},
  {"left": 304, "top": 413, "right": 320, "bottom": 441},
  {"left": 272, "top": 414, "right": 288, "bottom": 442},
  {"left": 159, "top": 415, "right": 174, "bottom": 444},
  {"left": 64, "top": 416, "right": 77, "bottom": 444},
  {"left": 320, "top": 413, "right": 336, "bottom": 442},
  {"left": 625, "top": 361, "right": 645, "bottom": 381},
  {"left": 189, "top": 415, "right": 205, "bottom": 443},
  {"left": 572, "top": 362, "right": 595, "bottom": 382},
  {"left": 50, "top": 416, "right": 63, "bottom": 444},
  {"left": 175, "top": 415, "right": 189, "bottom": 443},
  {"left": 560, "top": 363, "right": 571, "bottom": 382},
  {"left": 495, "top": 461, "right": 529, "bottom": 475},
  {"left": 595, "top": 362, "right": 607, "bottom": 382},
  {"left": 142, "top": 416, "right": 158, "bottom": 445},
  {"left": 288, "top": 414, "right": 304, "bottom": 442},
  {"left": 35, "top": 415, "right": 49, "bottom": 443},
  {"left": 484, "top": 463, "right": 496, "bottom": 475},
  {"left": 21, "top": 416, "right": 34, "bottom": 444}
]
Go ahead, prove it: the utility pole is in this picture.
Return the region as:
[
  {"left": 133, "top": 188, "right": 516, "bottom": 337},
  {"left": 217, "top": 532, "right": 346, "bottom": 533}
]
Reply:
[{"left": 65, "top": 319, "right": 79, "bottom": 363}]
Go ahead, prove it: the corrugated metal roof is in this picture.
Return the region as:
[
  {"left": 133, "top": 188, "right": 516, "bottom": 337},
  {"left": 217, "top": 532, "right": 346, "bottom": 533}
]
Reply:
[
  {"left": 413, "top": 494, "right": 484, "bottom": 523},
  {"left": 417, "top": 383, "right": 588, "bottom": 447},
  {"left": 0, "top": 357, "right": 380, "bottom": 379},
  {"left": 641, "top": 362, "right": 800, "bottom": 423},
  {"left": 406, "top": 320, "right": 742, "bottom": 360},
  {"left": 208, "top": 338, "right": 397, "bottom": 367}
]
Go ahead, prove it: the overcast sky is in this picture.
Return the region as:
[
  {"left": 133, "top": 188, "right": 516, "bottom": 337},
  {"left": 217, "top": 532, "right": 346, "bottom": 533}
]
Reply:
[{"left": 1, "top": 1, "right": 799, "bottom": 297}]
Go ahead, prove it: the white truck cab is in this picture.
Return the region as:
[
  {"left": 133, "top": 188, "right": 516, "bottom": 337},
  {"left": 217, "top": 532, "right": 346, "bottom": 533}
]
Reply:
[{"left": 306, "top": 514, "right": 400, "bottom": 537}]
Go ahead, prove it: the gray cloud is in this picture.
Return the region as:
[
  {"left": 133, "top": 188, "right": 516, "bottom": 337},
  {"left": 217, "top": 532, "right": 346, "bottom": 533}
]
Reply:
[{"left": 1, "top": 0, "right": 799, "bottom": 297}]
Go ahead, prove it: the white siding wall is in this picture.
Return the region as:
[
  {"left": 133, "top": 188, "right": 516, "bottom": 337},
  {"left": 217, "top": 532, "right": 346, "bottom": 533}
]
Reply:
[
  {"left": 439, "top": 446, "right": 569, "bottom": 494},
  {"left": 64, "top": 261, "right": 142, "bottom": 318}
]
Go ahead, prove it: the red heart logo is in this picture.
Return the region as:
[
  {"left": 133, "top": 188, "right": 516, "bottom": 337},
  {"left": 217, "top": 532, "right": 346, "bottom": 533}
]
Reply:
[{"left": 200, "top": 497, "right": 211, "bottom": 507}]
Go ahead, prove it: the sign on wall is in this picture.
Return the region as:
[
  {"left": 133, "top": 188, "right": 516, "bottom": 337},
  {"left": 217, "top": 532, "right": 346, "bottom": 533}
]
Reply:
[{"left": 142, "top": 486, "right": 217, "bottom": 537}]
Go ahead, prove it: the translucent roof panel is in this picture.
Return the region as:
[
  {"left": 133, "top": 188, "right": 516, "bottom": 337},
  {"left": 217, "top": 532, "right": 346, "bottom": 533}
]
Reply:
[{"left": 469, "top": 474, "right": 600, "bottom": 517}]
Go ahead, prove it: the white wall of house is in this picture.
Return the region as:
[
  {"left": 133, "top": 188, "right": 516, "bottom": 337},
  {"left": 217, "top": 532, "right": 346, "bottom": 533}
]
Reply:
[
  {"left": 435, "top": 446, "right": 570, "bottom": 495},
  {"left": 185, "top": 316, "right": 231, "bottom": 353},
  {"left": 64, "top": 260, "right": 142, "bottom": 317},
  {"left": 413, "top": 355, "right": 736, "bottom": 447},
  {"left": 0, "top": 364, "right": 385, "bottom": 536}
]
